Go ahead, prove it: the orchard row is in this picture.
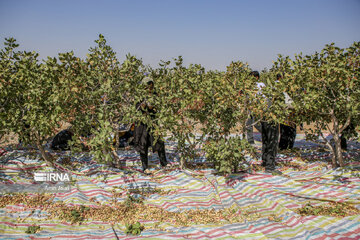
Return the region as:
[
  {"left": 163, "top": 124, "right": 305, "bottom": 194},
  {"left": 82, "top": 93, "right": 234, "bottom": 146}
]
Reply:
[{"left": 1, "top": 35, "right": 359, "bottom": 171}]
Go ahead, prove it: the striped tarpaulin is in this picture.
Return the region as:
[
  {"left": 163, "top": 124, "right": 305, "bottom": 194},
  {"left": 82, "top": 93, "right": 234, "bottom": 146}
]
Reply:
[{"left": 0, "top": 134, "right": 359, "bottom": 239}]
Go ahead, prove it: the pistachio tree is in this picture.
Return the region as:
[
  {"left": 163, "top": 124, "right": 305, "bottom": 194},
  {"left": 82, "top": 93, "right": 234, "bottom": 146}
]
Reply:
[
  {"left": 203, "top": 61, "right": 260, "bottom": 173},
  {"left": 0, "top": 38, "right": 64, "bottom": 167},
  {"left": 273, "top": 42, "right": 360, "bottom": 167},
  {"left": 148, "top": 57, "right": 210, "bottom": 168},
  {"left": 63, "top": 34, "right": 144, "bottom": 165},
  {"left": 151, "top": 59, "right": 257, "bottom": 173}
]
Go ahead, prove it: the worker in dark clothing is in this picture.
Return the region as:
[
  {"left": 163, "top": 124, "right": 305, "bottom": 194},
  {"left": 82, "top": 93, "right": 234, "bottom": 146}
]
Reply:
[
  {"left": 246, "top": 71, "right": 262, "bottom": 144},
  {"left": 19, "top": 122, "right": 31, "bottom": 144},
  {"left": 133, "top": 77, "right": 168, "bottom": 173},
  {"left": 261, "top": 121, "right": 280, "bottom": 172},
  {"left": 256, "top": 72, "right": 281, "bottom": 174},
  {"left": 279, "top": 123, "right": 296, "bottom": 150},
  {"left": 277, "top": 74, "right": 297, "bottom": 150},
  {"left": 340, "top": 121, "right": 356, "bottom": 151}
]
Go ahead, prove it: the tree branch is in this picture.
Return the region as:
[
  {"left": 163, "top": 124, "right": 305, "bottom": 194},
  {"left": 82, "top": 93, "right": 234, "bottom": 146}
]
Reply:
[{"left": 339, "top": 115, "right": 351, "bottom": 133}]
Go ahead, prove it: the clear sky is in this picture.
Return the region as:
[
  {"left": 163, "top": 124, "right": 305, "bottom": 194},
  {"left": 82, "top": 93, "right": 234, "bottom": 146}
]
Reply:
[{"left": 1, "top": 0, "right": 359, "bottom": 71}]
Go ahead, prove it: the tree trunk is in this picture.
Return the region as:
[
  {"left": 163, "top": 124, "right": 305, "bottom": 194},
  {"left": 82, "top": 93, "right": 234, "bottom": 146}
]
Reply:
[
  {"left": 111, "top": 149, "right": 125, "bottom": 169},
  {"left": 331, "top": 114, "right": 344, "bottom": 167},
  {"left": 34, "top": 132, "right": 56, "bottom": 169},
  {"left": 332, "top": 132, "right": 344, "bottom": 167},
  {"left": 180, "top": 156, "right": 185, "bottom": 169},
  {"left": 36, "top": 141, "right": 56, "bottom": 169},
  {"left": 242, "top": 118, "right": 247, "bottom": 140},
  {"left": 325, "top": 140, "right": 338, "bottom": 168}
]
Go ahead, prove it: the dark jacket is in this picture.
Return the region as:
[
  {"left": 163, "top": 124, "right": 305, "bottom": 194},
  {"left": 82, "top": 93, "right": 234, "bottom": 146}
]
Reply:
[{"left": 133, "top": 93, "right": 165, "bottom": 155}]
